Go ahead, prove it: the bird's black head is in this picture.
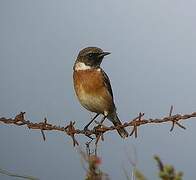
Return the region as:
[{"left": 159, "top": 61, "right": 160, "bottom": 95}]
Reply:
[{"left": 75, "top": 47, "right": 110, "bottom": 68}]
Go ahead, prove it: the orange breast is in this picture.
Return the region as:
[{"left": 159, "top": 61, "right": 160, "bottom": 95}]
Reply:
[{"left": 73, "top": 69, "right": 114, "bottom": 114}]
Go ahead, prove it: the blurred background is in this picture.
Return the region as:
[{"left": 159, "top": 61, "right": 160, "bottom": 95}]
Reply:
[{"left": 0, "top": 0, "right": 196, "bottom": 179}]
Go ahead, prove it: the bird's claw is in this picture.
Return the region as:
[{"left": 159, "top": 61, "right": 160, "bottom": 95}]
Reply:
[{"left": 84, "top": 126, "right": 89, "bottom": 132}]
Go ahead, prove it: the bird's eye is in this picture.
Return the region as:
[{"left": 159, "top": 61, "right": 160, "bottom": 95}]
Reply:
[{"left": 88, "top": 53, "right": 93, "bottom": 57}]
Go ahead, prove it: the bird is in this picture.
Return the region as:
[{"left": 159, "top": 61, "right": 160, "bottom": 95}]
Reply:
[{"left": 73, "top": 47, "right": 128, "bottom": 138}]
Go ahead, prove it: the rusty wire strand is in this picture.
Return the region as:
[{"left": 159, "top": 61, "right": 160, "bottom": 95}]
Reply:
[{"left": 1, "top": 109, "right": 196, "bottom": 146}]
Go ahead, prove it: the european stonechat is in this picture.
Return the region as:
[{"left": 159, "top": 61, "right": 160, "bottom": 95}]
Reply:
[{"left": 73, "top": 47, "right": 128, "bottom": 138}]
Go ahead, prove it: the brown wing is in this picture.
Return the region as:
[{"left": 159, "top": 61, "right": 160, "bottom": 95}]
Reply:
[{"left": 101, "top": 69, "right": 113, "bottom": 98}]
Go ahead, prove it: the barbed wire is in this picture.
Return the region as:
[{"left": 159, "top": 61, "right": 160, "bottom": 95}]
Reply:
[{"left": 1, "top": 106, "right": 196, "bottom": 146}]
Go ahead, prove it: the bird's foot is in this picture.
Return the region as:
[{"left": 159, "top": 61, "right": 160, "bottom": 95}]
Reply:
[
  {"left": 84, "top": 125, "right": 89, "bottom": 132},
  {"left": 83, "top": 126, "right": 95, "bottom": 140},
  {"left": 85, "top": 134, "right": 94, "bottom": 140}
]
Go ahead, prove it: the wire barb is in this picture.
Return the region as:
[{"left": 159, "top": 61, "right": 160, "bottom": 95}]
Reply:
[{"left": 0, "top": 109, "right": 195, "bottom": 146}]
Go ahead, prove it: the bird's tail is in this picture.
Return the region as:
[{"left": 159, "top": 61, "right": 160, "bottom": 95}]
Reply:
[{"left": 108, "top": 112, "right": 128, "bottom": 138}]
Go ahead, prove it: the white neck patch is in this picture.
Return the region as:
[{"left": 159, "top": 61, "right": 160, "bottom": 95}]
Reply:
[{"left": 75, "top": 62, "right": 92, "bottom": 71}]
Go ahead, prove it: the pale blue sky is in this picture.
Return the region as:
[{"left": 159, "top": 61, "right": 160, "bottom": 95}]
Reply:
[{"left": 1, "top": 0, "right": 196, "bottom": 179}]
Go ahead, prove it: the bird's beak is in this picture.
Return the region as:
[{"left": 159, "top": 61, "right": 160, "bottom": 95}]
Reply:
[{"left": 98, "top": 52, "right": 111, "bottom": 58}]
